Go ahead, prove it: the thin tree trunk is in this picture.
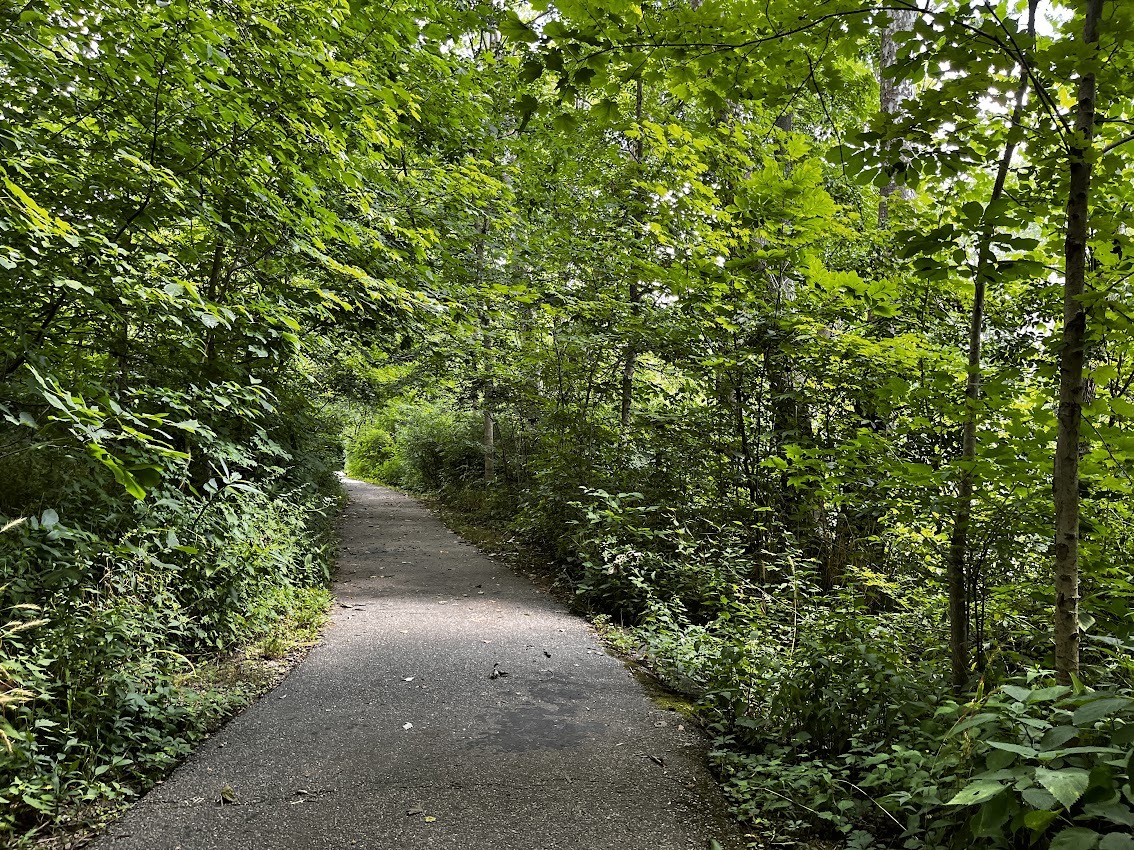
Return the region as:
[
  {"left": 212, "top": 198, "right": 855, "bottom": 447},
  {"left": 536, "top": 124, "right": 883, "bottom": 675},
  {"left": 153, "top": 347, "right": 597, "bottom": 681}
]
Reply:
[
  {"left": 945, "top": 1, "right": 1036, "bottom": 692},
  {"left": 619, "top": 279, "right": 639, "bottom": 430},
  {"left": 620, "top": 76, "right": 645, "bottom": 431},
  {"left": 765, "top": 113, "right": 822, "bottom": 550},
  {"left": 483, "top": 406, "right": 495, "bottom": 484},
  {"left": 1054, "top": 0, "right": 1103, "bottom": 686},
  {"left": 474, "top": 214, "right": 495, "bottom": 484},
  {"left": 878, "top": 9, "right": 917, "bottom": 225},
  {"left": 733, "top": 379, "right": 757, "bottom": 502}
]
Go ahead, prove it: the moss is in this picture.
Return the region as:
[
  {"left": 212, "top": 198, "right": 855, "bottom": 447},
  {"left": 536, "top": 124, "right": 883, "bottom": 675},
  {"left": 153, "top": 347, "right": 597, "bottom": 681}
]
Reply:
[{"left": 627, "top": 664, "right": 701, "bottom": 720}]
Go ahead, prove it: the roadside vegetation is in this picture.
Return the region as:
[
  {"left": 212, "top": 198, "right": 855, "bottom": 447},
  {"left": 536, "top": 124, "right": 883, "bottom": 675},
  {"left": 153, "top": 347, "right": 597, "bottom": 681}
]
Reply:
[
  {"left": 339, "top": 2, "right": 1134, "bottom": 847},
  {"left": 5, "top": 1, "right": 1134, "bottom": 848}
]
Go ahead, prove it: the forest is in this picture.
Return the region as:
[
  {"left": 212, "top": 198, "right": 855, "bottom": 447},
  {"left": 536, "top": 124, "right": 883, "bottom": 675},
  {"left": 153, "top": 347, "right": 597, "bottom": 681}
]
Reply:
[{"left": 1, "top": 0, "right": 1133, "bottom": 847}]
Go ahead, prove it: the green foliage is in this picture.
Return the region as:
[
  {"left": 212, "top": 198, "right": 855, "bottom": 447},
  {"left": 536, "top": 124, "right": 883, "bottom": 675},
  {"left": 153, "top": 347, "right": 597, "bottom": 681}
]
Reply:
[
  {"left": 6, "top": 0, "right": 1134, "bottom": 845},
  {"left": 0, "top": 477, "right": 340, "bottom": 839},
  {"left": 0, "top": 0, "right": 430, "bottom": 836},
  {"left": 349, "top": 402, "right": 485, "bottom": 493},
  {"left": 567, "top": 488, "right": 747, "bottom": 623},
  {"left": 941, "top": 681, "right": 1134, "bottom": 850},
  {"left": 345, "top": 421, "right": 397, "bottom": 482}
]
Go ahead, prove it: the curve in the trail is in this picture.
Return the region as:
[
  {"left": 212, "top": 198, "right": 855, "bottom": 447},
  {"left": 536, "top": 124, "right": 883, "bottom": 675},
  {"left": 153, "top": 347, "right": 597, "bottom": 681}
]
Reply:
[{"left": 94, "top": 479, "right": 746, "bottom": 850}]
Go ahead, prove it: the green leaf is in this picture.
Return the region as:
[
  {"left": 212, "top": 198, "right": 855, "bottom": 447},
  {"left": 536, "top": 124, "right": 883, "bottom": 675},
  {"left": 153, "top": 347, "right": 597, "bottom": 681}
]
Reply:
[
  {"left": 1073, "top": 698, "right": 1133, "bottom": 726},
  {"left": 948, "top": 713, "right": 1000, "bottom": 737},
  {"left": 1100, "top": 834, "right": 1134, "bottom": 850},
  {"left": 1024, "top": 809, "right": 1059, "bottom": 832},
  {"left": 1035, "top": 767, "right": 1091, "bottom": 810},
  {"left": 947, "top": 780, "right": 1006, "bottom": 806},
  {"left": 552, "top": 113, "right": 579, "bottom": 133},
  {"left": 519, "top": 59, "right": 544, "bottom": 83},
  {"left": 1108, "top": 397, "right": 1134, "bottom": 419},
  {"left": 516, "top": 94, "right": 540, "bottom": 117},
  {"left": 591, "top": 99, "right": 621, "bottom": 123},
  {"left": 1039, "top": 726, "right": 1080, "bottom": 750},
  {"left": 129, "top": 465, "right": 162, "bottom": 490},
  {"left": 1028, "top": 686, "right": 1073, "bottom": 703},
  {"left": 500, "top": 13, "right": 538, "bottom": 43},
  {"left": 1050, "top": 828, "right": 1101, "bottom": 850},
  {"left": 988, "top": 741, "right": 1038, "bottom": 757},
  {"left": 1022, "top": 787, "right": 1059, "bottom": 810},
  {"left": 1002, "top": 685, "right": 1032, "bottom": 702},
  {"left": 1084, "top": 802, "right": 1134, "bottom": 827}
]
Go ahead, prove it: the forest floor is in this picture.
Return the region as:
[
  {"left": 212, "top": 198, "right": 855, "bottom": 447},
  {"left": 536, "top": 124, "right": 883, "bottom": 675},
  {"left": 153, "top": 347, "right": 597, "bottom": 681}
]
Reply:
[{"left": 89, "top": 478, "right": 745, "bottom": 850}]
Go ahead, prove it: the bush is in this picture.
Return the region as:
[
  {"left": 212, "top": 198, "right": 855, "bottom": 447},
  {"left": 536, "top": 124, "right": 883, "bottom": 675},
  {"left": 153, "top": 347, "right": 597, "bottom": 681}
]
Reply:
[
  {"left": 933, "top": 680, "right": 1134, "bottom": 850},
  {"left": 344, "top": 421, "right": 395, "bottom": 481},
  {"left": 0, "top": 476, "right": 341, "bottom": 840},
  {"left": 346, "top": 397, "right": 1134, "bottom": 850},
  {"left": 347, "top": 402, "right": 485, "bottom": 492}
]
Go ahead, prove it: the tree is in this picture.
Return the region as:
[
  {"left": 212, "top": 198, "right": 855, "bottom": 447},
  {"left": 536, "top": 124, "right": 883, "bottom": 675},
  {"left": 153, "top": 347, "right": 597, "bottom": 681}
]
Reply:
[{"left": 1053, "top": 0, "right": 1105, "bottom": 685}]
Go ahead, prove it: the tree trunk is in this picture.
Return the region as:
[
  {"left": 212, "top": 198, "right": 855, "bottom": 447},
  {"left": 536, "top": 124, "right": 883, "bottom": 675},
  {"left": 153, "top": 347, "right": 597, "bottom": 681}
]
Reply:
[
  {"left": 1054, "top": 0, "right": 1103, "bottom": 686},
  {"left": 619, "top": 76, "right": 646, "bottom": 432},
  {"left": 619, "top": 283, "right": 639, "bottom": 430},
  {"left": 472, "top": 214, "right": 496, "bottom": 484},
  {"left": 945, "top": 1, "right": 1036, "bottom": 692},
  {"left": 765, "top": 112, "right": 822, "bottom": 552},
  {"left": 877, "top": 9, "right": 917, "bottom": 225},
  {"left": 483, "top": 406, "right": 495, "bottom": 484}
]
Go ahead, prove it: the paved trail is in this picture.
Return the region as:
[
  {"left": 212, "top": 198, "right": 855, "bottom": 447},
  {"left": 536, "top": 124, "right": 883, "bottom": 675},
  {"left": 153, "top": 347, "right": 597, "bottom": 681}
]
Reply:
[{"left": 95, "top": 479, "right": 745, "bottom": 850}]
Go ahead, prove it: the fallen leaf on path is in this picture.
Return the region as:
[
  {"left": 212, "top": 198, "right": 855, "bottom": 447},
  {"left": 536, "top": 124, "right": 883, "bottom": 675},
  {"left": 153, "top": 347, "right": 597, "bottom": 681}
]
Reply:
[
  {"left": 489, "top": 663, "right": 509, "bottom": 680},
  {"left": 217, "top": 784, "right": 238, "bottom": 805},
  {"left": 424, "top": 816, "right": 437, "bottom": 823}
]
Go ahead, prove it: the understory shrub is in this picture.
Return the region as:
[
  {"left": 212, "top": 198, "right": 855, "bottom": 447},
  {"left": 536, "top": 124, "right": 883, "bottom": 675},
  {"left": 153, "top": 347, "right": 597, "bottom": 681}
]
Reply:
[
  {"left": 348, "top": 402, "right": 484, "bottom": 492},
  {"left": 0, "top": 478, "right": 341, "bottom": 840},
  {"left": 349, "top": 398, "right": 1133, "bottom": 850},
  {"left": 344, "top": 421, "right": 396, "bottom": 481},
  {"left": 934, "top": 681, "right": 1134, "bottom": 850}
]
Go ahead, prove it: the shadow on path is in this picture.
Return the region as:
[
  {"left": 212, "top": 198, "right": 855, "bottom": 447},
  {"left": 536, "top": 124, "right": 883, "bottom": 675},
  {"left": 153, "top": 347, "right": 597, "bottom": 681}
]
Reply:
[{"left": 93, "top": 479, "right": 746, "bottom": 850}]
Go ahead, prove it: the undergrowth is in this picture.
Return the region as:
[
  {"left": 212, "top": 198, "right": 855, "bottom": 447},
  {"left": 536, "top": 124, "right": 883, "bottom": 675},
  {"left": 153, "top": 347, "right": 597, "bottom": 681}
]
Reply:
[
  {"left": 0, "top": 480, "right": 340, "bottom": 846},
  {"left": 347, "top": 399, "right": 1134, "bottom": 850}
]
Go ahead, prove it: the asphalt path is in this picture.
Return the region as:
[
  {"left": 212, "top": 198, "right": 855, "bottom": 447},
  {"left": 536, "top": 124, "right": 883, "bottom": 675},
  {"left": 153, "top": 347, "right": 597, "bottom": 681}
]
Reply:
[{"left": 93, "top": 478, "right": 745, "bottom": 850}]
